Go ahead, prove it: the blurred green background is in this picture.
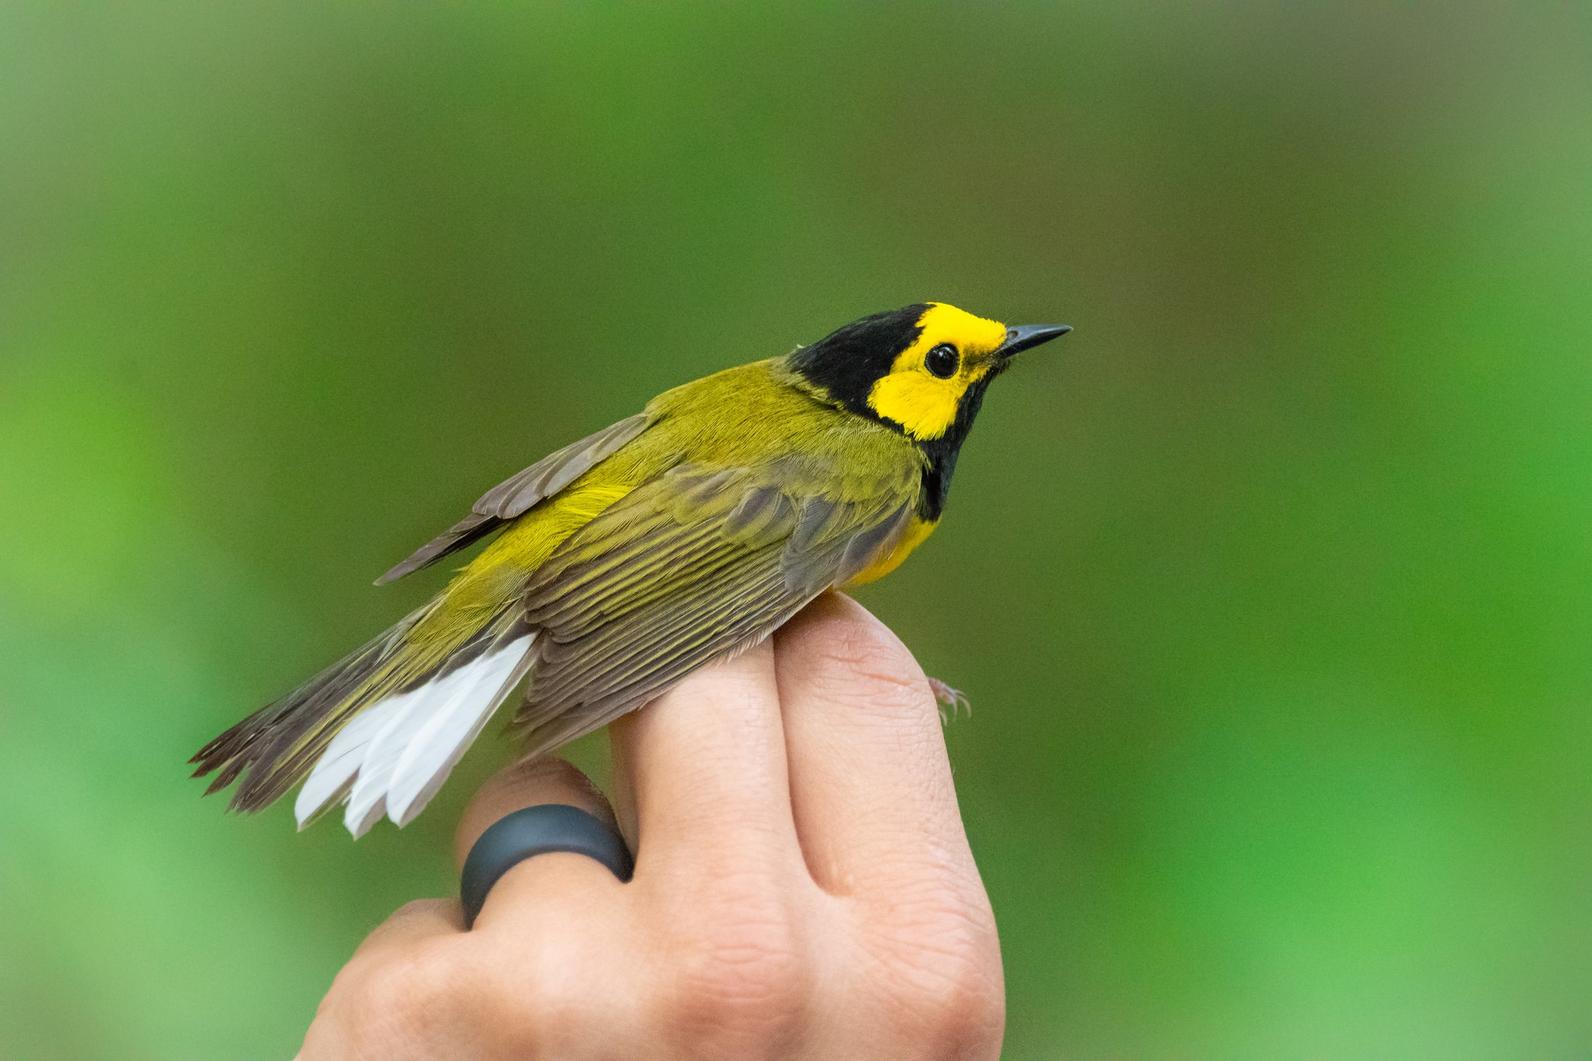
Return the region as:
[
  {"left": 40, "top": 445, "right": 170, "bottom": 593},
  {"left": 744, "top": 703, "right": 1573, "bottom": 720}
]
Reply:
[{"left": 3, "top": 2, "right": 1589, "bottom": 1057}]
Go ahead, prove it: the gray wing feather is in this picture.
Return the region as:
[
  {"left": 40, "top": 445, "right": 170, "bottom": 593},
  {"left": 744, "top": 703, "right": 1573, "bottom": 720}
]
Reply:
[
  {"left": 375, "top": 413, "right": 652, "bottom": 585},
  {"left": 473, "top": 413, "right": 652, "bottom": 518}
]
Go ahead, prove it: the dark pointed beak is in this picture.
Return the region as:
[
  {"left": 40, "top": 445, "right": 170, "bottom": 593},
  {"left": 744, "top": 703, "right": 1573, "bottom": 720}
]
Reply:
[{"left": 996, "top": 323, "right": 1072, "bottom": 359}]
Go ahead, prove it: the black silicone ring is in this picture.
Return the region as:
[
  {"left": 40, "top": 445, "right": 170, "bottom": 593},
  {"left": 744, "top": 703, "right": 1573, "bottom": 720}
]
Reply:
[{"left": 460, "top": 803, "right": 633, "bottom": 928}]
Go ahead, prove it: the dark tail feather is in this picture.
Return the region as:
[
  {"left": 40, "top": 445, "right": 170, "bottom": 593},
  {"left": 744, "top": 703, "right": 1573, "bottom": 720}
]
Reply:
[{"left": 190, "top": 609, "right": 422, "bottom": 812}]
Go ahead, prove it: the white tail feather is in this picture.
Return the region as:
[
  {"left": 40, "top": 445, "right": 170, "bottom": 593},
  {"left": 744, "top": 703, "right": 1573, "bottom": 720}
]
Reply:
[
  {"left": 292, "top": 635, "right": 535, "bottom": 836},
  {"left": 343, "top": 677, "right": 459, "bottom": 836},
  {"left": 386, "top": 636, "right": 533, "bottom": 827},
  {"left": 293, "top": 707, "right": 392, "bottom": 827}
]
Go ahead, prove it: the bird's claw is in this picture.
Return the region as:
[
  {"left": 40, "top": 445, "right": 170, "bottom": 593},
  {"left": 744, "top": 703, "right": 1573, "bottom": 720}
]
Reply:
[{"left": 928, "top": 677, "right": 971, "bottom": 725}]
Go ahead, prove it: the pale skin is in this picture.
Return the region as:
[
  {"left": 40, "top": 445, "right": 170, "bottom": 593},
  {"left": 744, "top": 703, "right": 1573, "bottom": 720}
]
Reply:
[{"left": 300, "top": 595, "right": 1004, "bottom": 1059}]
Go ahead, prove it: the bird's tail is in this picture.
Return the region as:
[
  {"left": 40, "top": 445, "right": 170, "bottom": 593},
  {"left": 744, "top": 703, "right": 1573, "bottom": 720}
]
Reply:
[{"left": 191, "top": 584, "right": 535, "bottom": 837}]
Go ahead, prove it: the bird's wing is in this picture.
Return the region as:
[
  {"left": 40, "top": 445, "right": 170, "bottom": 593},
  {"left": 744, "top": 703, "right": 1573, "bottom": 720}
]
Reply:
[
  {"left": 509, "top": 457, "right": 919, "bottom": 758},
  {"left": 375, "top": 413, "right": 654, "bottom": 585}
]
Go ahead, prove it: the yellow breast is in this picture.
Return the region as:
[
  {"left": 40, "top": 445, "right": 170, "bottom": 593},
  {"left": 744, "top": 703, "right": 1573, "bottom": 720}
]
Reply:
[{"left": 844, "top": 515, "right": 938, "bottom": 586}]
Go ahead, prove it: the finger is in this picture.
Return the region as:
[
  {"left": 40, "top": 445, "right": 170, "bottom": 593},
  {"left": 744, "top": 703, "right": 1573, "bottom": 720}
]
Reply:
[
  {"left": 453, "top": 757, "right": 615, "bottom": 871},
  {"left": 608, "top": 638, "right": 801, "bottom": 875},
  {"left": 453, "top": 757, "right": 628, "bottom": 929},
  {"left": 774, "top": 593, "right": 977, "bottom": 895},
  {"left": 348, "top": 898, "right": 461, "bottom": 962}
]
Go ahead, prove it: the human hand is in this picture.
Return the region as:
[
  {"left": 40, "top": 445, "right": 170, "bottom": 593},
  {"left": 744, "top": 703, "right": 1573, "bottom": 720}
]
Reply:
[{"left": 300, "top": 594, "right": 1003, "bottom": 1059}]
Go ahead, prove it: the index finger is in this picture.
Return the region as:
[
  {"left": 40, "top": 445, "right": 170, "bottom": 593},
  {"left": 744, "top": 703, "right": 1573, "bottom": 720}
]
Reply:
[{"left": 774, "top": 594, "right": 979, "bottom": 896}]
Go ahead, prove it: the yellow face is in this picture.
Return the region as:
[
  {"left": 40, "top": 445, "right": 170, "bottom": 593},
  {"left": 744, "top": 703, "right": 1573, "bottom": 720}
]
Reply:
[{"left": 864, "top": 303, "right": 1010, "bottom": 440}]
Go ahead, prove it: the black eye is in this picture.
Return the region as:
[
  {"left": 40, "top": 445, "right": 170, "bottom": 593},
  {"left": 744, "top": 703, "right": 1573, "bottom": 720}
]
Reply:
[{"left": 925, "top": 343, "right": 959, "bottom": 378}]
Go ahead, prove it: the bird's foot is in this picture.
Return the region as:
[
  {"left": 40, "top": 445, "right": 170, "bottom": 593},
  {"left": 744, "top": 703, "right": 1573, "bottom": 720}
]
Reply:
[{"left": 928, "top": 677, "right": 971, "bottom": 725}]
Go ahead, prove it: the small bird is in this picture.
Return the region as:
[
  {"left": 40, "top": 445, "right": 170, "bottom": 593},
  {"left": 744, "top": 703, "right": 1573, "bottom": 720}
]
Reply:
[{"left": 192, "top": 302, "right": 1070, "bottom": 836}]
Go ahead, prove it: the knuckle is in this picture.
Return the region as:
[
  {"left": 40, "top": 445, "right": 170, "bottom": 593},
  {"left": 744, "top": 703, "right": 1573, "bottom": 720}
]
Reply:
[
  {"left": 658, "top": 889, "right": 813, "bottom": 1049},
  {"left": 474, "top": 941, "right": 584, "bottom": 1053},
  {"left": 357, "top": 946, "right": 455, "bottom": 1015},
  {"left": 917, "top": 953, "right": 1005, "bottom": 1053},
  {"left": 313, "top": 947, "right": 465, "bottom": 1056},
  {"left": 867, "top": 890, "right": 1004, "bottom": 1052}
]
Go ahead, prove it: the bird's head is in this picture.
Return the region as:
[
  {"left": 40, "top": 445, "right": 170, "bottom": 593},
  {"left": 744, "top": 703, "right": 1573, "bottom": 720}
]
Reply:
[{"left": 786, "top": 302, "right": 1070, "bottom": 443}]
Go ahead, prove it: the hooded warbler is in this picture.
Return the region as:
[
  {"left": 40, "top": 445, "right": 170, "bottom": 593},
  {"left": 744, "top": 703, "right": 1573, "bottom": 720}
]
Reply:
[{"left": 192, "top": 302, "right": 1070, "bottom": 835}]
